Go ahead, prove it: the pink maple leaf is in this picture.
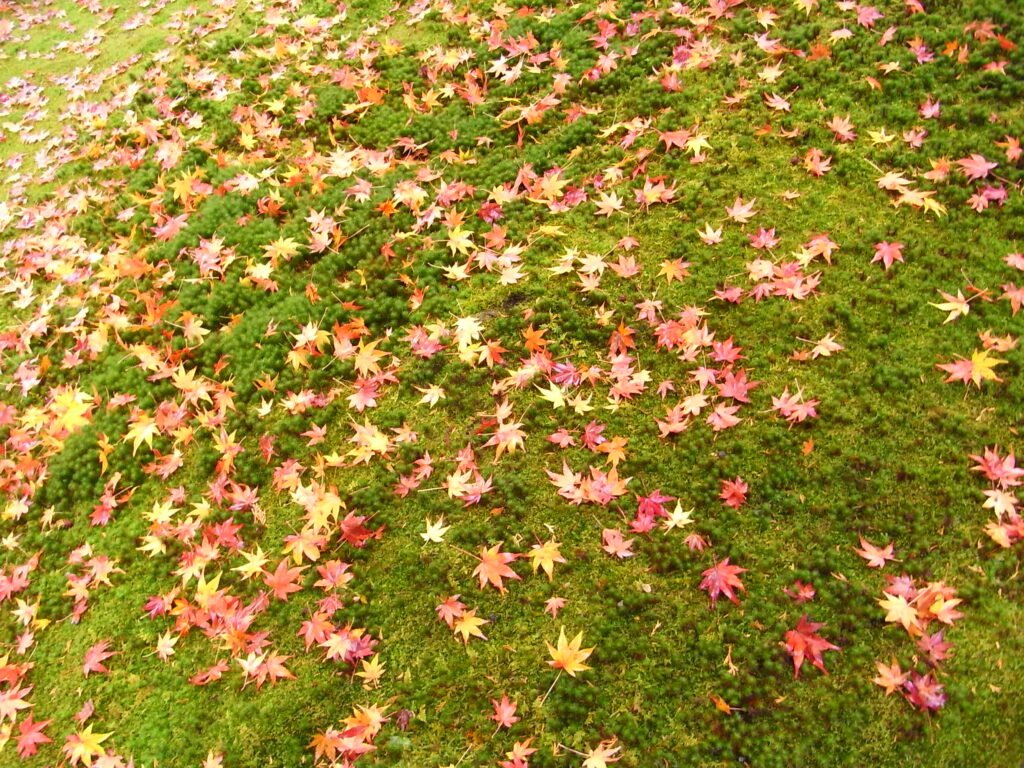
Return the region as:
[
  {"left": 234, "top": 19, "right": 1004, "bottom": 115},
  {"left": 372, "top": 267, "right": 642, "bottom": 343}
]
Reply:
[
  {"left": 489, "top": 695, "right": 520, "bottom": 729},
  {"left": 855, "top": 537, "right": 897, "bottom": 568},
  {"left": 871, "top": 241, "right": 905, "bottom": 271},
  {"left": 956, "top": 153, "right": 998, "bottom": 181},
  {"left": 601, "top": 528, "right": 635, "bottom": 558},
  {"left": 83, "top": 640, "right": 117, "bottom": 677}
]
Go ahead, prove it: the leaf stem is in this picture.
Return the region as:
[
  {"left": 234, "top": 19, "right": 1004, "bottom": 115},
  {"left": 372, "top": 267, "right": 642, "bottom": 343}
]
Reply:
[
  {"left": 445, "top": 543, "right": 478, "bottom": 560},
  {"left": 555, "top": 743, "right": 588, "bottom": 757},
  {"left": 538, "top": 669, "right": 562, "bottom": 706}
]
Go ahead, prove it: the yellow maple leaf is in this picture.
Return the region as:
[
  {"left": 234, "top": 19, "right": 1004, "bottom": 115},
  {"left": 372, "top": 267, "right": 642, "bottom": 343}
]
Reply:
[
  {"left": 535, "top": 381, "right": 566, "bottom": 409},
  {"left": 546, "top": 627, "right": 594, "bottom": 676},
  {"left": 51, "top": 387, "right": 93, "bottom": 433},
  {"left": 420, "top": 516, "right": 450, "bottom": 543},
  {"left": 353, "top": 339, "right": 387, "bottom": 377},
  {"left": 582, "top": 738, "right": 623, "bottom": 768},
  {"left": 125, "top": 412, "right": 159, "bottom": 455},
  {"left": 263, "top": 237, "right": 302, "bottom": 265},
  {"left": 928, "top": 290, "right": 970, "bottom": 324},
  {"left": 526, "top": 540, "right": 566, "bottom": 580},
  {"left": 877, "top": 593, "right": 921, "bottom": 635},
  {"left": 63, "top": 725, "right": 112, "bottom": 766},
  {"left": 355, "top": 654, "right": 386, "bottom": 689},
  {"left": 453, "top": 608, "right": 489, "bottom": 644},
  {"left": 446, "top": 225, "right": 474, "bottom": 255},
  {"left": 232, "top": 546, "right": 269, "bottom": 580},
  {"left": 969, "top": 348, "right": 1006, "bottom": 386}
]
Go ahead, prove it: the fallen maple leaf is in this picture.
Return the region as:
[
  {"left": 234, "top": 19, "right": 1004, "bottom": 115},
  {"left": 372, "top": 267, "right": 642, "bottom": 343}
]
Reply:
[
  {"left": 970, "top": 446, "right": 1024, "bottom": 489},
  {"left": 489, "top": 694, "right": 520, "bottom": 729},
  {"left": 544, "top": 596, "right": 566, "bottom": 618},
  {"left": 855, "top": 537, "right": 897, "bottom": 568},
  {"left": 499, "top": 739, "right": 538, "bottom": 768},
  {"left": 453, "top": 609, "right": 489, "bottom": 644},
  {"left": 782, "top": 615, "right": 839, "bottom": 677},
  {"left": 82, "top": 640, "right": 117, "bottom": 677},
  {"left": 546, "top": 627, "right": 594, "bottom": 677},
  {"left": 872, "top": 658, "right": 909, "bottom": 695},
  {"left": 955, "top": 153, "right": 997, "bottom": 181},
  {"left": 936, "top": 348, "right": 1006, "bottom": 387},
  {"left": 63, "top": 725, "right": 112, "bottom": 767},
  {"left": 0, "top": 683, "right": 32, "bottom": 723},
  {"left": 709, "top": 692, "right": 737, "bottom": 714},
  {"left": 17, "top": 714, "right": 53, "bottom": 758},
  {"left": 420, "top": 516, "right": 450, "bottom": 543},
  {"left": 871, "top": 241, "right": 905, "bottom": 271},
  {"left": 700, "top": 558, "right": 747, "bottom": 608},
  {"left": 601, "top": 528, "right": 635, "bottom": 558},
  {"left": 526, "top": 539, "right": 566, "bottom": 580},
  {"left": 783, "top": 580, "right": 816, "bottom": 603},
  {"left": 719, "top": 477, "right": 748, "bottom": 509},
  {"left": 878, "top": 593, "right": 922, "bottom": 635},
  {"left": 435, "top": 595, "right": 466, "bottom": 628},
  {"left": 725, "top": 196, "right": 758, "bottom": 223},
  {"left": 473, "top": 544, "right": 521, "bottom": 592},
  {"left": 928, "top": 290, "right": 970, "bottom": 323},
  {"left": 581, "top": 738, "right": 623, "bottom": 768},
  {"left": 263, "top": 559, "right": 307, "bottom": 601},
  {"left": 355, "top": 654, "right": 385, "bottom": 689},
  {"left": 903, "top": 670, "right": 946, "bottom": 711}
]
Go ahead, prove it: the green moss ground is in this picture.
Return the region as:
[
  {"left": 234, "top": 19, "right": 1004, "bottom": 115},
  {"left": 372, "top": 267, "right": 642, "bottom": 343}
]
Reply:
[{"left": 0, "top": 0, "right": 1022, "bottom": 766}]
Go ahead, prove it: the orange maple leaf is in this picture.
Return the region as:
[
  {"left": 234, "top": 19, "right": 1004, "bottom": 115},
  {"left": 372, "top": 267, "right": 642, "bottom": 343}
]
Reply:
[{"left": 472, "top": 544, "right": 520, "bottom": 592}]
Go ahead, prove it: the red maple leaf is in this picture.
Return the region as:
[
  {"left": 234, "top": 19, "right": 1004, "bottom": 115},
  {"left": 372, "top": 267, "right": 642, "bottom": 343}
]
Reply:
[
  {"left": 917, "top": 630, "right": 954, "bottom": 666},
  {"left": 254, "top": 651, "right": 296, "bottom": 688},
  {"left": 0, "top": 683, "right": 32, "bottom": 722},
  {"left": 717, "top": 369, "right": 760, "bottom": 403},
  {"left": 700, "top": 558, "right": 747, "bottom": 608},
  {"left": 297, "top": 612, "right": 334, "bottom": 650},
  {"left": 1001, "top": 282, "right": 1023, "bottom": 315},
  {"left": 936, "top": 348, "right": 1005, "bottom": 388},
  {"left": 826, "top": 114, "right": 856, "bottom": 142},
  {"left": 725, "top": 196, "right": 758, "bottom": 223},
  {"left": 659, "top": 128, "right": 692, "bottom": 151},
  {"left": 435, "top": 595, "right": 466, "bottom": 628},
  {"left": 969, "top": 446, "right": 1024, "bottom": 489},
  {"left": 189, "top": 660, "right": 229, "bottom": 686},
  {"left": 263, "top": 559, "right": 307, "bottom": 601},
  {"left": 339, "top": 512, "right": 383, "bottom": 548},
  {"left": 783, "top": 580, "right": 816, "bottom": 603},
  {"left": 782, "top": 615, "right": 840, "bottom": 677},
  {"left": 803, "top": 147, "right": 832, "bottom": 176},
  {"left": 719, "top": 477, "right": 749, "bottom": 509}
]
